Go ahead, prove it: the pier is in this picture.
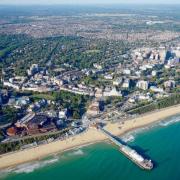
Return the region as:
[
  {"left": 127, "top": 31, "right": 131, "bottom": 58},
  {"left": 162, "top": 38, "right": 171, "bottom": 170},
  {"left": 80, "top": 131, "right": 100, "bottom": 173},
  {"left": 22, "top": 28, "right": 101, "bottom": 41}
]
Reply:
[{"left": 99, "top": 127, "right": 153, "bottom": 170}]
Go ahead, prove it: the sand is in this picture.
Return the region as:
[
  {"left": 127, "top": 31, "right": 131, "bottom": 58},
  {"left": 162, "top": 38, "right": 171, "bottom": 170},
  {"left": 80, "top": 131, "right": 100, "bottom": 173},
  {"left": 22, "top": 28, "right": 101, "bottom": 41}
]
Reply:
[{"left": 0, "top": 105, "right": 180, "bottom": 170}]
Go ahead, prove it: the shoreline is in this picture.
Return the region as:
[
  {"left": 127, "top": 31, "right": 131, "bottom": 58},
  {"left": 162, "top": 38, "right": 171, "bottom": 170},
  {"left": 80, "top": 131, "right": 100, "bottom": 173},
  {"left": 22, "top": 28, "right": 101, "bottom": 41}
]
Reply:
[{"left": 0, "top": 105, "right": 180, "bottom": 170}]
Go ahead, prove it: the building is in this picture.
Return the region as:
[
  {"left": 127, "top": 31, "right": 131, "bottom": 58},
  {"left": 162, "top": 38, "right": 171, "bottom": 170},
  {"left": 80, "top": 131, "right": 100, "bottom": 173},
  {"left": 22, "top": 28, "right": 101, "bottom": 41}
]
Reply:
[
  {"left": 136, "top": 80, "right": 149, "bottom": 90},
  {"left": 150, "top": 86, "right": 164, "bottom": 93},
  {"left": 15, "top": 97, "right": 30, "bottom": 108},
  {"left": 159, "top": 49, "right": 167, "bottom": 63},
  {"left": 39, "top": 120, "right": 57, "bottom": 134},
  {"left": 53, "top": 77, "right": 65, "bottom": 86},
  {"left": 93, "top": 63, "right": 102, "bottom": 70},
  {"left": 47, "top": 110, "right": 58, "bottom": 118},
  {"left": 3, "top": 76, "right": 26, "bottom": 91},
  {"left": 87, "top": 101, "right": 100, "bottom": 117},
  {"left": 135, "top": 71, "right": 141, "bottom": 77},
  {"left": 137, "top": 94, "right": 152, "bottom": 101},
  {"left": 59, "top": 109, "right": 68, "bottom": 119},
  {"left": 15, "top": 113, "right": 36, "bottom": 128},
  {"left": 26, "top": 115, "right": 56, "bottom": 135},
  {"left": 27, "top": 64, "right": 39, "bottom": 76},
  {"left": 164, "top": 80, "right": 176, "bottom": 89},
  {"left": 103, "top": 87, "right": 122, "bottom": 97},
  {"left": 22, "top": 86, "right": 53, "bottom": 93},
  {"left": 6, "top": 127, "right": 17, "bottom": 137},
  {"left": 172, "top": 49, "right": 180, "bottom": 58},
  {"left": 3, "top": 81, "right": 20, "bottom": 90},
  {"left": 113, "top": 78, "right": 123, "bottom": 86},
  {"left": 128, "top": 97, "right": 136, "bottom": 103},
  {"left": 28, "top": 99, "right": 47, "bottom": 112},
  {"left": 122, "top": 79, "right": 130, "bottom": 88},
  {"left": 139, "top": 66, "right": 147, "bottom": 71},
  {"left": 104, "top": 74, "right": 113, "bottom": 80},
  {"left": 95, "top": 88, "right": 103, "bottom": 98},
  {"left": 151, "top": 70, "right": 157, "bottom": 77},
  {"left": 123, "top": 69, "right": 131, "bottom": 75}
]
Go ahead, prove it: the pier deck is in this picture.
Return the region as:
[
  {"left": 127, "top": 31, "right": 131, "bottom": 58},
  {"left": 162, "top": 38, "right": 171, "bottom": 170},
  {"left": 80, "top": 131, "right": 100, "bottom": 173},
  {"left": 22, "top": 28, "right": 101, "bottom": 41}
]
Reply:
[{"left": 99, "top": 127, "right": 153, "bottom": 170}]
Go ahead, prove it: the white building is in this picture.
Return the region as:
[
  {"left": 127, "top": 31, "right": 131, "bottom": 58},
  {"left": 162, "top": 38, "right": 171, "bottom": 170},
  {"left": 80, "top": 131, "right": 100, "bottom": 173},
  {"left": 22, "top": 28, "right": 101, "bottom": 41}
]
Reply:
[
  {"left": 128, "top": 97, "right": 136, "bottom": 103},
  {"left": 123, "top": 69, "right": 131, "bottom": 75},
  {"left": 135, "top": 71, "right": 141, "bottom": 77},
  {"left": 136, "top": 80, "right": 149, "bottom": 90},
  {"left": 104, "top": 74, "right": 113, "bottom": 80},
  {"left": 15, "top": 97, "right": 30, "bottom": 107},
  {"left": 3, "top": 81, "right": 20, "bottom": 90},
  {"left": 150, "top": 86, "right": 164, "bottom": 93},
  {"left": 139, "top": 66, "right": 147, "bottom": 71},
  {"left": 103, "top": 87, "right": 122, "bottom": 97},
  {"left": 59, "top": 109, "right": 68, "bottom": 119},
  {"left": 113, "top": 78, "right": 123, "bottom": 86},
  {"left": 93, "top": 63, "right": 102, "bottom": 70},
  {"left": 122, "top": 79, "right": 130, "bottom": 88},
  {"left": 53, "top": 77, "right": 64, "bottom": 86},
  {"left": 95, "top": 88, "right": 103, "bottom": 98},
  {"left": 164, "top": 80, "right": 176, "bottom": 89},
  {"left": 151, "top": 70, "right": 157, "bottom": 77},
  {"left": 137, "top": 94, "right": 152, "bottom": 101}
]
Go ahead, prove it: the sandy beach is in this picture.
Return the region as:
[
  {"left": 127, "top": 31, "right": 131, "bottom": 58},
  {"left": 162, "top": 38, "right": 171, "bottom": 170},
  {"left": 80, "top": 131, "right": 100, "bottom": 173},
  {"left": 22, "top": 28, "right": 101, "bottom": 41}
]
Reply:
[{"left": 0, "top": 105, "right": 180, "bottom": 170}]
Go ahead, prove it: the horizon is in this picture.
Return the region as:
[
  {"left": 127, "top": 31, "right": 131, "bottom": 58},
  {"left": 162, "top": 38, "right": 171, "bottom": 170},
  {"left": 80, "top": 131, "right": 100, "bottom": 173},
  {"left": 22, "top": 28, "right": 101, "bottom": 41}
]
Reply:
[
  {"left": 0, "top": 0, "right": 180, "bottom": 5},
  {"left": 0, "top": 3, "right": 180, "bottom": 7}
]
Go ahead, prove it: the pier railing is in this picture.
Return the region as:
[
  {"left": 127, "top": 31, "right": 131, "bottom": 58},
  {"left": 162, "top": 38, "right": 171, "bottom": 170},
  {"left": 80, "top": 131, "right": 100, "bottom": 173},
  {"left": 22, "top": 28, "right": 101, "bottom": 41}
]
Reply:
[{"left": 99, "top": 127, "right": 153, "bottom": 170}]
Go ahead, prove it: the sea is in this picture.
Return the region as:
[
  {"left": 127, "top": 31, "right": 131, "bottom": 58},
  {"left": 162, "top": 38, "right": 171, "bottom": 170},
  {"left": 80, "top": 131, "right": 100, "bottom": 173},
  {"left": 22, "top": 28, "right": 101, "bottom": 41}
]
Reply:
[{"left": 1, "top": 114, "right": 180, "bottom": 180}]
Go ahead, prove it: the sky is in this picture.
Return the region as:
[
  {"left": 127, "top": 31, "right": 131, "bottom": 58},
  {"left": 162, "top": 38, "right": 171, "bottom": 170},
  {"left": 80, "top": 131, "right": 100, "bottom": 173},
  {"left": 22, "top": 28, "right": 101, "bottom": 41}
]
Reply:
[{"left": 0, "top": 0, "right": 179, "bottom": 5}]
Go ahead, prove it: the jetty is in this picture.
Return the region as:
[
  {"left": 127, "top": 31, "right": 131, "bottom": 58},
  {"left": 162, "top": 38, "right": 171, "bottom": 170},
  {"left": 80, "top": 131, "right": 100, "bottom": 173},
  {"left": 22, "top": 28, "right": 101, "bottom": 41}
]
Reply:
[{"left": 99, "top": 127, "right": 153, "bottom": 170}]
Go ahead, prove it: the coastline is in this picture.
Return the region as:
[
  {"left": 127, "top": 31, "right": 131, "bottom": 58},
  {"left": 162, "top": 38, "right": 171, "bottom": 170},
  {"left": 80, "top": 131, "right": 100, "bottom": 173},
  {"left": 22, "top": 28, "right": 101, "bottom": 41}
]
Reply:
[{"left": 0, "top": 105, "right": 180, "bottom": 170}]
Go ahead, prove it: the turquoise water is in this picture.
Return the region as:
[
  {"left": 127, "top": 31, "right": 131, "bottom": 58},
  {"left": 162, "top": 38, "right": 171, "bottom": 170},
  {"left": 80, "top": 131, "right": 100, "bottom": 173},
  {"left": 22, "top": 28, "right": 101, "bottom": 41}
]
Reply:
[{"left": 1, "top": 114, "right": 180, "bottom": 180}]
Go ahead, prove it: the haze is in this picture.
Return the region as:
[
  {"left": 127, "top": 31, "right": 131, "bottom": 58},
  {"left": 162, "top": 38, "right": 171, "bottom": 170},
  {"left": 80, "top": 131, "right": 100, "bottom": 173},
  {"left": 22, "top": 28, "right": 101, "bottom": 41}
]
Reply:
[{"left": 0, "top": 0, "right": 180, "bottom": 5}]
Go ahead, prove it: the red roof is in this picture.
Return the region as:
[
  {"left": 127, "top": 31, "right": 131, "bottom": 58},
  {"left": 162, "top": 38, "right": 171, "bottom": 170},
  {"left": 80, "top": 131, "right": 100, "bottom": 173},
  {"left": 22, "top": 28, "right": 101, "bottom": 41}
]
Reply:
[{"left": 7, "top": 127, "right": 17, "bottom": 136}]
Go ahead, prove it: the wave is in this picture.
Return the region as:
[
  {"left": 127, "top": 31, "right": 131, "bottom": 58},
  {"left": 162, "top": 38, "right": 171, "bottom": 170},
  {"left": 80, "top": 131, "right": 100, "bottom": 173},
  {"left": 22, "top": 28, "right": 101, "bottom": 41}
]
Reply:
[
  {"left": 67, "top": 149, "right": 84, "bottom": 156},
  {"left": 121, "top": 134, "right": 135, "bottom": 143},
  {"left": 0, "top": 149, "right": 84, "bottom": 178},
  {"left": 1, "top": 115, "right": 180, "bottom": 178},
  {"left": 158, "top": 115, "right": 180, "bottom": 127},
  {"left": 121, "top": 126, "right": 150, "bottom": 143},
  {"left": 0, "top": 156, "right": 59, "bottom": 177},
  {"left": 14, "top": 158, "right": 59, "bottom": 174},
  {"left": 121, "top": 114, "right": 180, "bottom": 143}
]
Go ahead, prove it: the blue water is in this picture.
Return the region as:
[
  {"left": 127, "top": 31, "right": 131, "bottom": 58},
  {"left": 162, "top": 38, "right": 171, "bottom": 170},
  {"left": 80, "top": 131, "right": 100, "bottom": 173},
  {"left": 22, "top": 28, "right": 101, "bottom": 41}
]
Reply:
[{"left": 1, "top": 114, "right": 180, "bottom": 180}]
